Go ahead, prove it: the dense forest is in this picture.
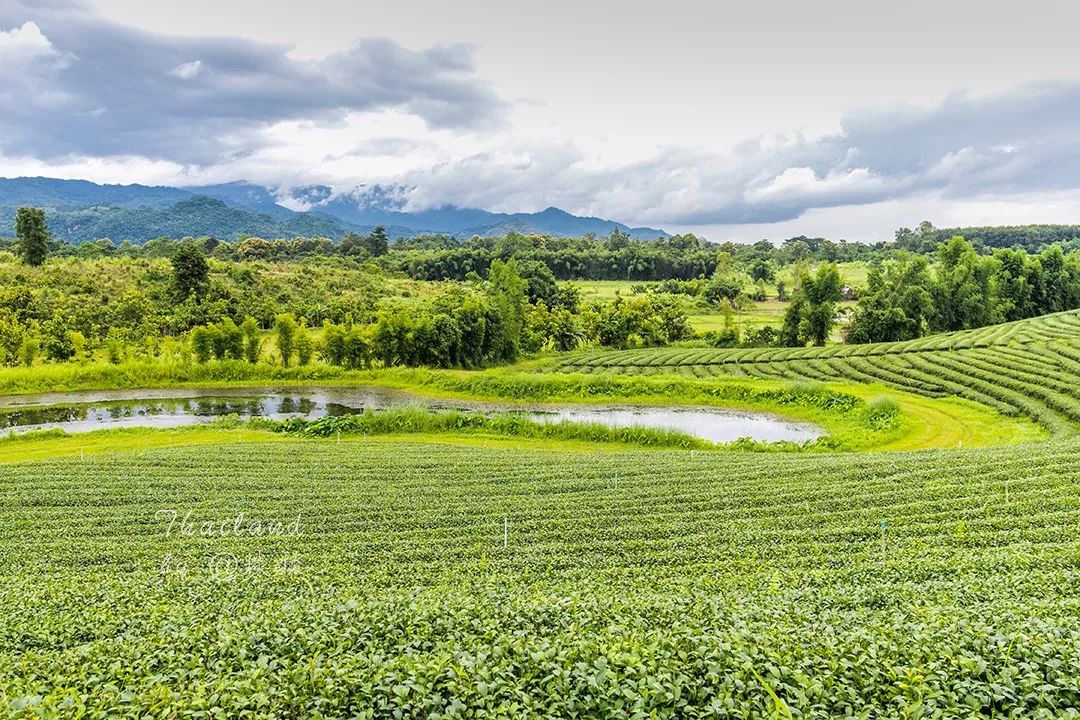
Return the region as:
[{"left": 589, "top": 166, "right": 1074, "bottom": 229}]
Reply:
[
  {"left": 0, "top": 196, "right": 351, "bottom": 245},
  {"left": 0, "top": 226, "right": 886, "bottom": 279},
  {"left": 846, "top": 238, "right": 1080, "bottom": 342},
  {"left": 895, "top": 220, "right": 1080, "bottom": 253}
]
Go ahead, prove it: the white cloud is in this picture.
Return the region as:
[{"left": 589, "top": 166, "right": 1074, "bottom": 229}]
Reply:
[
  {"left": 0, "top": 21, "right": 55, "bottom": 62},
  {"left": 0, "top": 2, "right": 507, "bottom": 163},
  {"left": 664, "top": 188, "right": 1080, "bottom": 243},
  {"left": 0, "top": 151, "right": 191, "bottom": 186},
  {"left": 168, "top": 59, "right": 203, "bottom": 80},
  {"left": 6, "top": 1, "right": 1080, "bottom": 239}
]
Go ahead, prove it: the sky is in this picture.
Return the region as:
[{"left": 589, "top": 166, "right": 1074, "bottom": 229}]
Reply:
[{"left": 2, "top": 0, "right": 1080, "bottom": 241}]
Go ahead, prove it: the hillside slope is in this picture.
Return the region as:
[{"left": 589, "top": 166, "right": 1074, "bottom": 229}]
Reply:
[
  {"left": 556, "top": 309, "right": 1080, "bottom": 434},
  {"left": 0, "top": 177, "right": 668, "bottom": 241}
]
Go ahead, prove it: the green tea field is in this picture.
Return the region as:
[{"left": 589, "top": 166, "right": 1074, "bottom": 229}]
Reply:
[{"left": 4, "top": 310, "right": 1080, "bottom": 717}]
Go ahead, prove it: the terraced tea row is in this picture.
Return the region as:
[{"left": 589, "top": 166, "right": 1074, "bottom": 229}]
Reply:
[
  {"left": 554, "top": 309, "right": 1080, "bottom": 435},
  {"left": 3, "top": 440, "right": 1080, "bottom": 716}
]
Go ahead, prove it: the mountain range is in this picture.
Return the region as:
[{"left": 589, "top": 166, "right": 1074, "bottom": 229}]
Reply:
[{"left": 0, "top": 177, "right": 668, "bottom": 244}]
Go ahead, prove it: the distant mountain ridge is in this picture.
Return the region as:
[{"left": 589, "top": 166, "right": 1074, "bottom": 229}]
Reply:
[{"left": 0, "top": 177, "right": 668, "bottom": 243}]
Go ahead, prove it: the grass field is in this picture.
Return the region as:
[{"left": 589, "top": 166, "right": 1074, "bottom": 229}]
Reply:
[
  {"left": 573, "top": 264, "right": 864, "bottom": 339},
  {"left": 4, "top": 309, "right": 1080, "bottom": 716},
  {"left": 571, "top": 262, "right": 871, "bottom": 301}
]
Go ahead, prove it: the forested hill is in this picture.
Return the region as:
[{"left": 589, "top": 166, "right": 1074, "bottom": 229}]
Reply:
[
  {"left": 0, "top": 197, "right": 356, "bottom": 245},
  {"left": 896, "top": 223, "right": 1080, "bottom": 253},
  {"left": 0, "top": 177, "right": 667, "bottom": 243}
]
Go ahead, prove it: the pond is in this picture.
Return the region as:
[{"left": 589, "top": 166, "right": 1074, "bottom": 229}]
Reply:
[{"left": 0, "top": 386, "right": 825, "bottom": 444}]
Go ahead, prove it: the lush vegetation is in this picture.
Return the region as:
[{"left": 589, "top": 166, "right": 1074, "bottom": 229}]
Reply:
[
  {"left": 556, "top": 308, "right": 1080, "bottom": 436},
  {"left": 8, "top": 207, "right": 1080, "bottom": 363},
  {"left": 6, "top": 225, "right": 1080, "bottom": 714},
  {"left": 847, "top": 237, "right": 1080, "bottom": 342},
  {"left": 895, "top": 219, "right": 1080, "bottom": 253},
  {"left": 0, "top": 241, "right": 699, "bottom": 371},
  {"left": 4, "top": 431, "right": 1080, "bottom": 716}
]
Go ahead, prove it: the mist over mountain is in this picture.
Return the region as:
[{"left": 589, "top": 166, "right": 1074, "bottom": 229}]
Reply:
[{"left": 0, "top": 177, "right": 668, "bottom": 243}]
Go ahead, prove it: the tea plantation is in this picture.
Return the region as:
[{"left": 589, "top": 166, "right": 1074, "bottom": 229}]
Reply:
[{"left": 3, "top": 311, "right": 1080, "bottom": 717}]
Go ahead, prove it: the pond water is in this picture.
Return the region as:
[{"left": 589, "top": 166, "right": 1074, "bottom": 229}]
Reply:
[{"left": 0, "top": 386, "right": 825, "bottom": 444}]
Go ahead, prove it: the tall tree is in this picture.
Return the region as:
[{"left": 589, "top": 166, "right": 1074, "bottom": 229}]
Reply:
[
  {"left": 486, "top": 259, "right": 527, "bottom": 361},
  {"left": 340, "top": 232, "right": 365, "bottom": 257},
  {"left": 240, "top": 317, "right": 261, "bottom": 363},
  {"left": 14, "top": 207, "right": 50, "bottom": 267},
  {"left": 846, "top": 255, "right": 933, "bottom": 343},
  {"left": 171, "top": 242, "right": 210, "bottom": 300},
  {"left": 780, "top": 263, "right": 843, "bottom": 346},
  {"left": 274, "top": 313, "right": 298, "bottom": 367},
  {"left": 931, "top": 236, "right": 998, "bottom": 331},
  {"left": 364, "top": 226, "right": 390, "bottom": 257}
]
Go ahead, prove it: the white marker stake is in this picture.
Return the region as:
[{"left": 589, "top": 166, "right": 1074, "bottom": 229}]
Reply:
[{"left": 503, "top": 517, "right": 508, "bottom": 548}]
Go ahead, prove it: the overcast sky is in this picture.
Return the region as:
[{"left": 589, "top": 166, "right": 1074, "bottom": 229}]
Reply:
[{"left": 2, "top": 0, "right": 1080, "bottom": 241}]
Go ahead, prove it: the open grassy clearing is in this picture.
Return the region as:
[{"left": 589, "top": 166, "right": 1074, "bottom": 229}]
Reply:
[
  {"left": 0, "top": 424, "right": 684, "bottom": 464},
  {"left": 571, "top": 262, "right": 871, "bottom": 301},
  {"left": 574, "top": 279, "right": 857, "bottom": 340}
]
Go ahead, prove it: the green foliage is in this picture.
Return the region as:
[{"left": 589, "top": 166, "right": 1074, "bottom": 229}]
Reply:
[
  {"left": 190, "top": 325, "right": 215, "bottom": 364},
  {"left": 848, "top": 238, "right": 1080, "bottom": 342},
  {"left": 104, "top": 329, "right": 125, "bottom": 365},
  {"left": 341, "top": 226, "right": 390, "bottom": 258},
  {"left": 274, "top": 313, "right": 298, "bottom": 367},
  {"left": 218, "top": 318, "right": 244, "bottom": 360},
  {"left": 846, "top": 254, "right": 933, "bottom": 343},
  {"left": 5, "top": 434, "right": 1080, "bottom": 715},
  {"left": 932, "top": 235, "right": 998, "bottom": 331},
  {"left": 13, "top": 207, "right": 50, "bottom": 267},
  {"left": 781, "top": 263, "right": 843, "bottom": 346},
  {"left": 240, "top": 316, "right": 260, "bottom": 363},
  {"left": 516, "top": 258, "right": 559, "bottom": 305},
  {"left": 321, "top": 321, "right": 372, "bottom": 369},
  {"left": 272, "top": 407, "right": 712, "bottom": 449},
  {"left": 170, "top": 241, "right": 209, "bottom": 301},
  {"left": 295, "top": 322, "right": 313, "bottom": 366},
  {"left": 704, "top": 254, "right": 746, "bottom": 307},
  {"left": 40, "top": 315, "right": 77, "bottom": 362},
  {"left": 895, "top": 219, "right": 1080, "bottom": 253},
  {"left": 559, "top": 307, "right": 1080, "bottom": 437},
  {"left": 587, "top": 294, "right": 690, "bottom": 349},
  {"left": 864, "top": 396, "right": 901, "bottom": 430},
  {"left": 17, "top": 336, "right": 38, "bottom": 367},
  {"left": 525, "top": 302, "right": 583, "bottom": 352},
  {"left": 366, "top": 225, "right": 390, "bottom": 257},
  {"left": 487, "top": 258, "right": 527, "bottom": 361},
  {"left": 749, "top": 258, "right": 774, "bottom": 282}
]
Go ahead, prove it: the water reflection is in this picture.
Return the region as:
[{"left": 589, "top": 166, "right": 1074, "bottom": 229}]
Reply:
[{"left": 0, "top": 386, "right": 825, "bottom": 444}]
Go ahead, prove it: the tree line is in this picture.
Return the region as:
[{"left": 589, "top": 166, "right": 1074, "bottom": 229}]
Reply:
[
  {"left": 5, "top": 206, "right": 1080, "bottom": 362},
  {"left": 847, "top": 237, "right": 1080, "bottom": 343},
  {"left": 895, "top": 221, "right": 1080, "bottom": 254}
]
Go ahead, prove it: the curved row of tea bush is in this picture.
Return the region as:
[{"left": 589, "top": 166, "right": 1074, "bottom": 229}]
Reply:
[
  {"left": 3, "top": 440, "right": 1080, "bottom": 716},
  {"left": 554, "top": 309, "right": 1080, "bottom": 435}
]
